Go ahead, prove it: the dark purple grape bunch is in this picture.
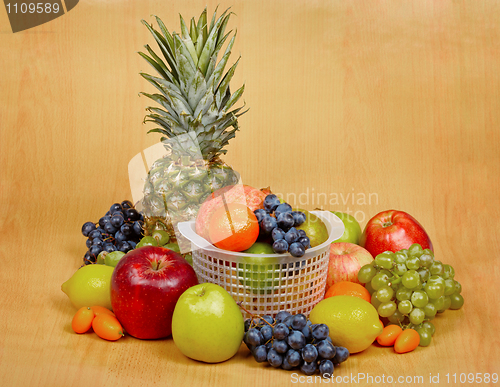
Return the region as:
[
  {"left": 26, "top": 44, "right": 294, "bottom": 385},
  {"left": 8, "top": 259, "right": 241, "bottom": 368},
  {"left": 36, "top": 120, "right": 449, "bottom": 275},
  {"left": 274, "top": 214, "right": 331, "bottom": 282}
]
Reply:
[
  {"left": 254, "top": 194, "right": 310, "bottom": 257},
  {"left": 81, "top": 200, "right": 144, "bottom": 265},
  {"left": 243, "top": 310, "right": 349, "bottom": 377}
]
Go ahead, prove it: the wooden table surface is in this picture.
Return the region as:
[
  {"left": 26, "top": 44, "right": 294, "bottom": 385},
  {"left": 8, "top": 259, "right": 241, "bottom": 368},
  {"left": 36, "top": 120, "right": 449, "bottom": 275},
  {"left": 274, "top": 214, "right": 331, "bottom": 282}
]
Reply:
[{"left": 1, "top": 1, "right": 499, "bottom": 386}]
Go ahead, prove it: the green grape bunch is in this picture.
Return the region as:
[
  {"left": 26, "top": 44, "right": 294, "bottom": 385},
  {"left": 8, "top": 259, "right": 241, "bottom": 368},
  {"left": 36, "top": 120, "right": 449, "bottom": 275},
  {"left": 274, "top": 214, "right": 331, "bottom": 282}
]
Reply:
[{"left": 357, "top": 243, "right": 464, "bottom": 347}]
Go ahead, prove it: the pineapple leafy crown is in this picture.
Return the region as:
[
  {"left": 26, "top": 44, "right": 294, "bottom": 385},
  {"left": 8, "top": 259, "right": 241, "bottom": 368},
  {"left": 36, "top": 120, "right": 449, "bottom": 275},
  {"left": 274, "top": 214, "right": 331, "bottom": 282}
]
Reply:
[{"left": 139, "top": 7, "right": 247, "bottom": 161}]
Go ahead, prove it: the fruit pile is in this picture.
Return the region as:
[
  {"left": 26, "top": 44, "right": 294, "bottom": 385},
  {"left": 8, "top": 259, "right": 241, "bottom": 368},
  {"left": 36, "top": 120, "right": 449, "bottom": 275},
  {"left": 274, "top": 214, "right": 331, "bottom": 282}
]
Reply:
[
  {"left": 81, "top": 200, "right": 144, "bottom": 265},
  {"left": 243, "top": 310, "right": 349, "bottom": 377},
  {"left": 255, "top": 194, "right": 311, "bottom": 257},
  {"left": 357, "top": 243, "right": 464, "bottom": 346}
]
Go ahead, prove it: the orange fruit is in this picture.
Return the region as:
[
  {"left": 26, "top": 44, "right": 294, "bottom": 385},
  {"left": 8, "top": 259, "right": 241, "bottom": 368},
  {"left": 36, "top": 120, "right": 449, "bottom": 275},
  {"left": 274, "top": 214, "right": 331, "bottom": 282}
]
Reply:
[
  {"left": 324, "top": 281, "right": 371, "bottom": 303},
  {"left": 208, "top": 203, "right": 259, "bottom": 252}
]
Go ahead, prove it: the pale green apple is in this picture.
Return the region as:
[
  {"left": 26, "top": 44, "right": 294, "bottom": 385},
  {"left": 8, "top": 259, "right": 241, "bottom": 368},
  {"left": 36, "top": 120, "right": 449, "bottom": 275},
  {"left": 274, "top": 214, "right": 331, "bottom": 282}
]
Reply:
[
  {"left": 332, "top": 211, "right": 362, "bottom": 245},
  {"left": 238, "top": 242, "right": 282, "bottom": 294},
  {"left": 171, "top": 283, "right": 244, "bottom": 363}
]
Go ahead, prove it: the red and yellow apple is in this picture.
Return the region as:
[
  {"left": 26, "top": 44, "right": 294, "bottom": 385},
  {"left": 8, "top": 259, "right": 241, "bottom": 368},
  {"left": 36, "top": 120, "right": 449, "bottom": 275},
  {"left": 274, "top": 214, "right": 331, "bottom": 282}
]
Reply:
[{"left": 326, "top": 243, "right": 374, "bottom": 291}]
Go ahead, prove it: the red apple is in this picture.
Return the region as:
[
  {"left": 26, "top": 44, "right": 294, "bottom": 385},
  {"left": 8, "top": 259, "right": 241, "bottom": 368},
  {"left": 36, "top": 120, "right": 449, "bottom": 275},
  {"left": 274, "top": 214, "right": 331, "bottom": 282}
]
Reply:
[
  {"left": 360, "top": 210, "right": 433, "bottom": 258},
  {"left": 326, "top": 243, "right": 374, "bottom": 290},
  {"left": 110, "top": 246, "right": 198, "bottom": 339}
]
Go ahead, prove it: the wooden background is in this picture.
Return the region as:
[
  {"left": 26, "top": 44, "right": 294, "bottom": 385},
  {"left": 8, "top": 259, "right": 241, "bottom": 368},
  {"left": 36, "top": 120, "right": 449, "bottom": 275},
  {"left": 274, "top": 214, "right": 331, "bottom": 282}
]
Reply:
[{"left": 1, "top": 0, "right": 499, "bottom": 386}]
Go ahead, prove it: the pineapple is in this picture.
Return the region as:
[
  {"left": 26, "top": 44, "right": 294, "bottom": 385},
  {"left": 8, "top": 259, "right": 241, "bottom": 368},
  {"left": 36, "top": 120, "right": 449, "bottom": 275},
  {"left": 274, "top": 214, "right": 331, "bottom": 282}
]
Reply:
[{"left": 138, "top": 8, "right": 246, "bottom": 247}]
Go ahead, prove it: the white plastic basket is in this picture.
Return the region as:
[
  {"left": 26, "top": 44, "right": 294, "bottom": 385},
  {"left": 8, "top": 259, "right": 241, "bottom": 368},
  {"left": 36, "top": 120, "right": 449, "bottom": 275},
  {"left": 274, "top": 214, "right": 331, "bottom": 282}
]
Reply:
[{"left": 178, "top": 211, "right": 344, "bottom": 318}]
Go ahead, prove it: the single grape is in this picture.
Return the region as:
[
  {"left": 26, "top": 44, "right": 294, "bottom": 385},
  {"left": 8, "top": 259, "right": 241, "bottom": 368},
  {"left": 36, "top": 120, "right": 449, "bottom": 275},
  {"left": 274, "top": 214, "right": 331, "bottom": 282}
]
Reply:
[
  {"left": 375, "top": 252, "right": 395, "bottom": 270},
  {"left": 396, "top": 287, "right": 413, "bottom": 301},
  {"left": 109, "top": 203, "right": 123, "bottom": 214},
  {"left": 275, "top": 203, "right": 293, "bottom": 218},
  {"left": 316, "top": 340, "right": 336, "bottom": 360},
  {"left": 289, "top": 242, "right": 306, "bottom": 258},
  {"left": 431, "top": 295, "right": 445, "bottom": 310},
  {"left": 371, "top": 292, "right": 382, "bottom": 309},
  {"left": 428, "top": 275, "right": 445, "bottom": 287},
  {"left": 406, "top": 257, "right": 421, "bottom": 270},
  {"left": 298, "top": 236, "right": 311, "bottom": 249},
  {"left": 449, "top": 292, "right": 464, "bottom": 309},
  {"left": 263, "top": 194, "right": 281, "bottom": 212},
  {"left": 152, "top": 230, "right": 170, "bottom": 245},
  {"left": 273, "top": 339, "right": 289, "bottom": 354},
  {"left": 365, "top": 280, "right": 376, "bottom": 295},
  {"left": 136, "top": 236, "right": 158, "bottom": 248},
  {"left": 358, "top": 265, "right": 377, "bottom": 283},
  {"left": 89, "top": 244, "right": 103, "bottom": 258},
  {"left": 272, "top": 239, "right": 289, "bottom": 254},
  {"left": 124, "top": 208, "right": 140, "bottom": 222},
  {"left": 88, "top": 229, "right": 102, "bottom": 240},
  {"left": 132, "top": 221, "right": 143, "bottom": 236},
  {"left": 319, "top": 359, "right": 335, "bottom": 378},
  {"left": 429, "top": 261, "right": 444, "bottom": 275},
  {"left": 92, "top": 238, "right": 104, "bottom": 247},
  {"left": 260, "top": 315, "right": 274, "bottom": 325},
  {"left": 291, "top": 211, "right": 306, "bottom": 226},
  {"left": 246, "top": 328, "right": 263, "bottom": 346},
  {"left": 260, "top": 216, "right": 277, "bottom": 234},
  {"left": 424, "top": 282, "right": 445, "bottom": 299},
  {"left": 408, "top": 243, "right": 423, "bottom": 257},
  {"left": 423, "top": 302, "right": 437, "bottom": 317},
  {"left": 114, "top": 230, "right": 127, "bottom": 243},
  {"left": 411, "top": 290, "right": 429, "bottom": 308},
  {"left": 82, "top": 222, "right": 96, "bottom": 237},
  {"left": 301, "top": 324, "right": 312, "bottom": 341},
  {"left": 388, "top": 310, "right": 405, "bottom": 324},
  {"left": 442, "top": 264, "right": 455, "bottom": 279},
  {"left": 394, "top": 263, "right": 408, "bottom": 276},
  {"left": 120, "top": 223, "right": 133, "bottom": 237},
  {"left": 371, "top": 273, "right": 390, "bottom": 291},
  {"left": 282, "top": 222, "right": 299, "bottom": 242},
  {"left": 376, "top": 286, "right": 394, "bottom": 303},
  {"left": 417, "top": 327, "right": 432, "bottom": 347},
  {"left": 291, "top": 314, "right": 307, "bottom": 330},
  {"left": 260, "top": 325, "right": 273, "bottom": 342},
  {"left": 110, "top": 214, "right": 124, "bottom": 228},
  {"left": 422, "top": 321, "right": 436, "bottom": 336},
  {"left": 332, "top": 346, "right": 349, "bottom": 364},
  {"left": 394, "top": 251, "right": 408, "bottom": 264},
  {"left": 312, "top": 324, "right": 329, "bottom": 340},
  {"left": 378, "top": 301, "right": 397, "bottom": 318},
  {"left": 301, "top": 343, "right": 318, "bottom": 362},
  {"left": 244, "top": 319, "right": 251, "bottom": 332},
  {"left": 409, "top": 308, "right": 425, "bottom": 325},
  {"left": 283, "top": 315, "right": 294, "bottom": 328},
  {"left": 285, "top": 349, "right": 302, "bottom": 367},
  {"left": 438, "top": 296, "right": 452, "bottom": 312},
  {"left": 253, "top": 345, "right": 268, "bottom": 362},
  {"left": 455, "top": 281, "right": 462, "bottom": 294},
  {"left": 379, "top": 269, "right": 392, "bottom": 277},
  {"left": 271, "top": 227, "right": 286, "bottom": 241},
  {"left": 419, "top": 252, "right": 434, "bottom": 268},
  {"left": 398, "top": 300, "right": 413, "bottom": 315},
  {"left": 273, "top": 323, "right": 289, "bottom": 340},
  {"left": 104, "top": 222, "right": 118, "bottom": 234},
  {"left": 281, "top": 356, "right": 294, "bottom": 370},
  {"left": 417, "top": 268, "right": 430, "bottom": 283},
  {"left": 300, "top": 361, "right": 317, "bottom": 376},
  {"left": 267, "top": 348, "right": 283, "bottom": 368},
  {"left": 287, "top": 330, "right": 306, "bottom": 350},
  {"left": 402, "top": 270, "right": 420, "bottom": 289},
  {"left": 443, "top": 279, "right": 456, "bottom": 296}
]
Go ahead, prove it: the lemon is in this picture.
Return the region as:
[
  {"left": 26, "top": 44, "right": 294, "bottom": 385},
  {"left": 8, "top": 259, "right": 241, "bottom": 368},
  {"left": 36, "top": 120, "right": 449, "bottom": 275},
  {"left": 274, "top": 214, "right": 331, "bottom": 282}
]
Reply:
[
  {"left": 309, "top": 295, "right": 383, "bottom": 353},
  {"left": 61, "top": 265, "right": 114, "bottom": 310}
]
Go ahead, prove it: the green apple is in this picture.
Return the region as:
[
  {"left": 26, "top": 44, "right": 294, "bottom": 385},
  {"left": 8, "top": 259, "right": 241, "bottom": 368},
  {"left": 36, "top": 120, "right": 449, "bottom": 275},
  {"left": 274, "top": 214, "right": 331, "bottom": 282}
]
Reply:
[
  {"left": 238, "top": 242, "right": 282, "bottom": 294},
  {"left": 332, "top": 211, "right": 362, "bottom": 245},
  {"left": 171, "top": 283, "right": 244, "bottom": 363}
]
